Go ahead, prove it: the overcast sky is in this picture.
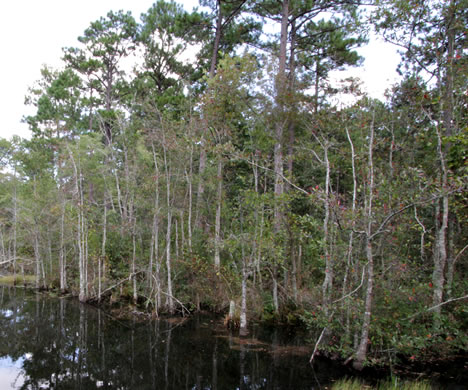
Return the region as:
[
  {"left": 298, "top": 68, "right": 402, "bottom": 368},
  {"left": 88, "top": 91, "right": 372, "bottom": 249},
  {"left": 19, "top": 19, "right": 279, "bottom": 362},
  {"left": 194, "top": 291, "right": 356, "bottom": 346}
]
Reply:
[{"left": 0, "top": 0, "right": 400, "bottom": 141}]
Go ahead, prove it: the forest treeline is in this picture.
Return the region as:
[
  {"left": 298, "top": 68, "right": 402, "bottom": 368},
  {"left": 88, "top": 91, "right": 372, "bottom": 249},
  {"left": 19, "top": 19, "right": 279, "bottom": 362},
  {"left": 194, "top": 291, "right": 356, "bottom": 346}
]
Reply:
[{"left": 0, "top": 0, "right": 466, "bottom": 369}]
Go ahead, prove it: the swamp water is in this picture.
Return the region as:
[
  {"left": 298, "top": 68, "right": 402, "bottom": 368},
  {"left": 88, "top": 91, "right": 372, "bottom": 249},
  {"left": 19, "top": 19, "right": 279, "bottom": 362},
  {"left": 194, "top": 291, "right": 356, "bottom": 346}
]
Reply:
[{"left": 0, "top": 286, "right": 464, "bottom": 389}]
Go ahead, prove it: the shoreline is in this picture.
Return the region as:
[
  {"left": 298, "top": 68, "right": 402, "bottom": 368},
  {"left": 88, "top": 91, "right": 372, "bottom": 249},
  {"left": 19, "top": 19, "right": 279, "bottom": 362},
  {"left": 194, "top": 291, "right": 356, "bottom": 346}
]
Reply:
[{"left": 1, "top": 279, "right": 466, "bottom": 386}]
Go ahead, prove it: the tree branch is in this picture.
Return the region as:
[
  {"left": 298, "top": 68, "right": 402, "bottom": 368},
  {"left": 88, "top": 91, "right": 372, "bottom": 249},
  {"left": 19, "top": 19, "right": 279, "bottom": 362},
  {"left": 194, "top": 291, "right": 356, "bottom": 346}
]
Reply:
[{"left": 405, "top": 294, "right": 468, "bottom": 320}]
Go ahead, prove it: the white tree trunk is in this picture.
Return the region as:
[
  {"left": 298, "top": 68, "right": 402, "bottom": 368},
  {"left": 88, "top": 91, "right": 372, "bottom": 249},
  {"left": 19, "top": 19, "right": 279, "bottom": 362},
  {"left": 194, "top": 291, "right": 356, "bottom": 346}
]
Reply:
[
  {"left": 239, "top": 262, "right": 248, "bottom": 336},
  {"left": 214, "top": 158, "right": 223, "bottom": 270},
  {"left": 354, "top": 110, "right": 375, "bottom": 370}
]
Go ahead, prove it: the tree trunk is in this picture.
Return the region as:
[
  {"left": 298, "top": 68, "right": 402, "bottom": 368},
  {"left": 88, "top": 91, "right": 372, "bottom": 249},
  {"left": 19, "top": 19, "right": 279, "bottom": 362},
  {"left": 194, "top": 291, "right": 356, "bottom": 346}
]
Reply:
[
  {"left": 163, "top": 145, "right": 174, "bottom": 314},
  {"left": 186, "top": 147, "right": 193, "bottom": 252},
  {"left": 214, "top": 158, "right": 223, "bottom": 270},
  {"left": 321, "top": 142, "right": 332, "bottom": 308},
  {"left": 354, "top": 239, "right": 374, "bottom": 370},
  {"left": 432, "top": 10, "right": 455, "bottom": 318},
  {"left": 132, "top": 222, "right": 138, "bottom": 304},
  {"left": 12, "top": 165, "right": 17, "bottom": 280},
  {"left": 354, "top": 109, "right": 375, "bottom": 370},
  {"left": 272, "top": 0, "right": 289, "bottom": 314},
  {"left": 67, "top": 143, "right": 87, "bottom": 302},
  {"left": 34, "top": 231, "right": 41, "bottom": 290},
  {"left": 209, "top": 0, "right": 223, "bottom": 78},
  {"left": 239, "top": 261, "right": 248, "bottom": 336},
  {"left": 195, "top": 0, "right": 223, "bottom": 230},
  {"left": 99, "top": 198, "right": 107, "bottom": 301}
]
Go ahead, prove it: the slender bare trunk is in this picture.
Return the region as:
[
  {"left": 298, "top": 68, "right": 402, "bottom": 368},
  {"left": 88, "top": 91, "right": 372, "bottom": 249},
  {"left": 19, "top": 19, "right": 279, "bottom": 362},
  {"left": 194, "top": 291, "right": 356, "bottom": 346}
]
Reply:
[
  {"left": 67, "top": 143, "right": 87, "bottom": 302},
  {"left": 432, "top": 16, "right": 454, "bottom": 318},
  {"left": 60, "top": 200, "right": 67, "bottom": 292},
  {"left": 166, "top": 210, "right": 173, "bottom": 313},
  {"left": 34, "top": 231, "right": 41, "bottom": 290},
  {"left": 99, "top": 198, "right": 107, "bottom": 301},
  {"left": 343, "top": 128, "right": 357, "bottom": 297},
  {"left": 214, "top": 158, "right": 222, "bottom": 270},
  {"left": 432, "top": 124, "right": 449, "bottom": 316},
  {"left": 195, "top": 145, "right": 206, "bottom": 229},
  {"left": 239, "top": 261, "right": 248, "bottom": 336},
  {"left": 150, "top": 142, "right": 161, "bottom": 304},
  {"left": 286, "top": 20, "right": 296, "bottom": 186},
  {"left": 163, "top": 145, "right": 174, "bottom": 314},
  {"left": 12, "top": 164, "right": 17, "bottom": 280},
  {"left": 354, "top": 110, "right": 375, "bottom": 370},
  {"left": 186, "top": 148, "right": 193, "bottom": 251},
  {"left": 291, "top": 243, "right": 298, "bottom": 301},
  {"left": 252, "top": 154, "right": 263, "bottom": 287},
  {"left": 321, "top": 143, "right": 332, "bottom": 308},
  {"left": 132, "top": 222, "right": 137, "bottom": 304}
]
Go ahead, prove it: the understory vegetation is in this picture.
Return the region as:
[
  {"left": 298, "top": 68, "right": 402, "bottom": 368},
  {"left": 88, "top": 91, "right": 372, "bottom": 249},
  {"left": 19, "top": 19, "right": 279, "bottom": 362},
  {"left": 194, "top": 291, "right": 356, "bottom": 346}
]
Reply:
[{"left": 0, "top": 0, "right": 466, "bottom": 369}]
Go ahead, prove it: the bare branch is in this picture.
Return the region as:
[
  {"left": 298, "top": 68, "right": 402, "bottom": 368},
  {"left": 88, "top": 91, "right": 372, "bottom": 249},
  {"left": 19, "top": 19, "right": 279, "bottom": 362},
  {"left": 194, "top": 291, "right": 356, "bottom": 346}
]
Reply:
[
  {"left": 239, "top": 154, "right": 309, "bottom": 195},
  {"left": 332, "top": 263, "right": 367, "bottom": 304},
  {"left": 405, "top": 294, "right": 468, "bottom": 320}
]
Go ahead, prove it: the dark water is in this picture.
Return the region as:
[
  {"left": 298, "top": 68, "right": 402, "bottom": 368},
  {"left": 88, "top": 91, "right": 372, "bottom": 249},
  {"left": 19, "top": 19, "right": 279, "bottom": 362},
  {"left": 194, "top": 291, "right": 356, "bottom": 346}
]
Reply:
[
  {"left": 0, "top": 286, "right": 465, "bottom": 389},
  {"left": 0, "top": 286, "right": 351, "bottom": 389}
]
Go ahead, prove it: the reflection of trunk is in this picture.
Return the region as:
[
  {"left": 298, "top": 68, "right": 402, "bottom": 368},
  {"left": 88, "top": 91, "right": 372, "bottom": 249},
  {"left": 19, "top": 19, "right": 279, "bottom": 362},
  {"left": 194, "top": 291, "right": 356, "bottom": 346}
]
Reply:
[
  {"left": 354, "top": 111, "right": 375, "bottom": 370},
  {"left": 214, "top": 158, "right": 223, "bottom": 270},
  {"left": 148, "top": 322, "right": 156, "bottom": 388},
  {"left": 164, "top": 326, "right": 172, "bottom": 390},
  {"left": 239, "top": 339, "right": 246, "bottom": 389},
  {"left": 212, "top": 338, "right": 218, "bottom": 390},
  {"left": 77, "top": 303, "right": 86, "bottom": 387}
]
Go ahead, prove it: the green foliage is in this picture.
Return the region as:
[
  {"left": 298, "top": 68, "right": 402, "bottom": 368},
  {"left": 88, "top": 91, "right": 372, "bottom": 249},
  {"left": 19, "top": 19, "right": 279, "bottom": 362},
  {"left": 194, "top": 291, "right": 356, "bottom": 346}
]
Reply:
[
  {"left": 331, "top": 377, "right": 431, "bottom": 390},
  {"left": 0, "top": 1, "right": 466, "bottom": 373}
]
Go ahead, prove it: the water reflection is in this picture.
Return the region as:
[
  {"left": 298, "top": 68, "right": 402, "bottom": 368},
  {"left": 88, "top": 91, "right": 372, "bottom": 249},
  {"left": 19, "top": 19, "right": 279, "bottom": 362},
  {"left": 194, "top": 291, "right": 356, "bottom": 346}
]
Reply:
[{"left": 0, "top": 286, "right": 347, "bottom": 389}]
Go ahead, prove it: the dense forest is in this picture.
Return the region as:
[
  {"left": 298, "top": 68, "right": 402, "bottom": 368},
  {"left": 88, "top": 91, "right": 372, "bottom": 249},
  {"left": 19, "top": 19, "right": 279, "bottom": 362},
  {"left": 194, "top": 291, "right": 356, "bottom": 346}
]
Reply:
[{"left": 0, "top": 0, "right": 466, "bottom": 370}]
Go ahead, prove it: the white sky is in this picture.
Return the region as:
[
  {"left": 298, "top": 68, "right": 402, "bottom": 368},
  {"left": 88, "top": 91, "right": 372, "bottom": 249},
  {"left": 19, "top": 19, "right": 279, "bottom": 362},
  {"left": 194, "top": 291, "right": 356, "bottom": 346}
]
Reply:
[{"left": 0, "top": 0, "right": 400, "bottom": 141}]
